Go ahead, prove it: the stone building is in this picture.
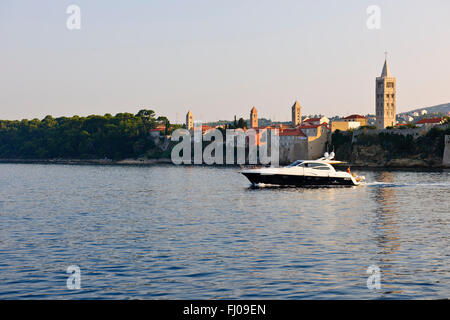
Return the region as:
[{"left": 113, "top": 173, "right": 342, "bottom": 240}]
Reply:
[
  {"left": 303, "top": 116, "right": 329, "bottom": 126},
  {"left": 331, "top": 120, "right": 361, "bottom": 132},
  {"left": 278, "top": 124, "right": 330, "bottom": 164},
  {"left": 415, "top": 117, "right": 445, "bottom": 129},
  {"left": 376, "top": 55, "right": 396, "bottom": 129},
  {"left": 330, "top": 114, "right": 367, "bottom": 132},
  {"left": 291, "top": 101, "right": 302, "bottom": 127},
  {"left": 342, "top": 114, "right": 367, "bottom": 126}
]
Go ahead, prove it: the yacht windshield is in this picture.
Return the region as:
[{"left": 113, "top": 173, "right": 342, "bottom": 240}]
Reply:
[{"left": 286, "top": 160, "right": 303, "bottom": 167}]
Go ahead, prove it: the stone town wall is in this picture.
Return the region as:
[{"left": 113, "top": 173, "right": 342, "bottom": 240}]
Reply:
[{"left": 443, "top": 135, "right": 450, "bottom": 167}]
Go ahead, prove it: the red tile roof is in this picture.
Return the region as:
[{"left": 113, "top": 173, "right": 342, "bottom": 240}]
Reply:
[
  {"left": 150, "top": 124, "right": 166, "bottom": 132},
  {"left": 343, "top": 114, "right": 366, "bottom": 120},
  {"left": 301, "top": 122, "right": 326, "bottom": 128},
  {"left": 416, "top": 117, "right": 443, "bottom": 124},
  {"left": 279, "top": 129, "right": 306, "bottom": 137},
  {"left": 304, "top": 118, "right": 321, "bottom": 122},
  {"left": 299, "top": 123, "right": 330, "bottom": 130}
]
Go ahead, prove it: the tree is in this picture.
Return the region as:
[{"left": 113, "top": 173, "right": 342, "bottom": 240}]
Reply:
[
  {"left": 157, "top": 116, "right": 170, "bottom": 135},
  {"left": 237, "top": 118, "right": 247, "bottom": 129},
  {"left": 0, "top": 111, "right": 169, "bottom": 160},
  {"left": 136, "top": 109, "right": 155, "bottom": 119}
]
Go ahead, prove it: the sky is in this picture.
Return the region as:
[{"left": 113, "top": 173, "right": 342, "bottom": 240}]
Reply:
[{"left": 1, "top": 0, "right": 449, "bottom": 123}]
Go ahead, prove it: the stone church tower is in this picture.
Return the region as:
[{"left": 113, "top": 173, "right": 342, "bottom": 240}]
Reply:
[
  {"left": 291, "top": 101, "right": 302, "bottom": 127},
  {"left": 376, "top": 55, "right": 396, "bottom": 129},
  {"left": 186, "top": 110, "right": 193, "bottom": 131},
  {"left": 250, "top": 106, "right": 258, "bottom": 128}
]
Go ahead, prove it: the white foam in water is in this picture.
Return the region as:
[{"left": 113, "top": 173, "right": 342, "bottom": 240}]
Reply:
[{"left": 363, "top": 181, "right": 450, "bottom": 187}]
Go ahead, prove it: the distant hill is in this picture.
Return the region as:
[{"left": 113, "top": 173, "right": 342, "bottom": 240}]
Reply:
[{"left": 399, "top": 102, "right": 450, "bottom": 115}]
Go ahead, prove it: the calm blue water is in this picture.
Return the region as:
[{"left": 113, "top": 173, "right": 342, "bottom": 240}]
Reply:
[{"left": 0, "top": 163, "right": 448, "bottom": 299}]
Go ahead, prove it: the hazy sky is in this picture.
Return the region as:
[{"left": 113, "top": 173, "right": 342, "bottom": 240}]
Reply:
[{"left": 1, "top": 0, "right": 449, "bottom": 123}]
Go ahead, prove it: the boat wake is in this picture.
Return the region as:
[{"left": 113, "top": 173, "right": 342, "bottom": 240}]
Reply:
[
  {"left": 249, "top": 181, "right": 450, "bottom": 189},
  {"left": 362, "top": 181, "right": 450, "bottom": 188}
]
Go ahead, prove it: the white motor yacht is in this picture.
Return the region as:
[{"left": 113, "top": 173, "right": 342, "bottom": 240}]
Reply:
[{"left": 240, "top": 153, "right": 365, "bottom": 187}]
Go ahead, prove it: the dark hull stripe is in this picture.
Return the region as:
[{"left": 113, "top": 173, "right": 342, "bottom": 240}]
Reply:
[{"left": 242, "top": 172, "right": 356, "bottom": 186}]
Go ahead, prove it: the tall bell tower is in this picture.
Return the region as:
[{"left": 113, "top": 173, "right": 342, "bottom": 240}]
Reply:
[
  {"left": 186, "top": 110, "right": 194, "bottom": 131},
  {"left": 291, "top": 101, "right": 302, "bottom": 127},
  {"left": 376, "top": 53, "right": 396, "bottom": 129},
  {"left": 250, "top": 106, "right": 258, "bottom": 128}
]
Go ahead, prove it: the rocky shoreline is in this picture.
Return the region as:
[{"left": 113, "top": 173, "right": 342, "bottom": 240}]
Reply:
[
  {"left": 0, "top": 157, "right": 448, "bottom": 169},
  {"left": 0, "top": 158, "right": 173, "bottom": 165},
  {"left": 346, "top": 145, "right": 448, "bottom": 168}
]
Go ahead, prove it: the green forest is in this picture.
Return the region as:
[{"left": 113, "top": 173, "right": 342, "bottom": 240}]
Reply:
[{"left": 0, "top": 110, "right": 172, "bottom": 160}]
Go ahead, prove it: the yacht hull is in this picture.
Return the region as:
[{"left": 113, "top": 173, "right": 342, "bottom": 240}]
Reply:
[{"left": 242, "top": 172, "right": 356, "bottom": 187}]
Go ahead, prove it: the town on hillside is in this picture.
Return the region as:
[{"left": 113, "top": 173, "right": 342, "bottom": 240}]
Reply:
[{"left": 172, "top": 56, "right": 449, "bottom": 164}]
